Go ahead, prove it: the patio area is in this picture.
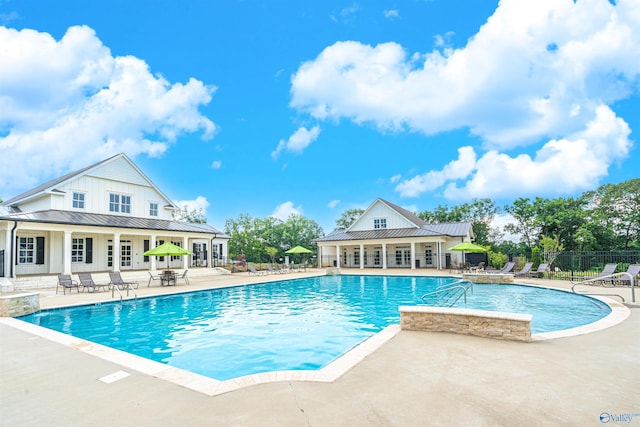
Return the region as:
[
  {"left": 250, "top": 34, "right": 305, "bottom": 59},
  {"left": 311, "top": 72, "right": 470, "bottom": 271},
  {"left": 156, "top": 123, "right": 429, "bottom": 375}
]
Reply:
[{"left": 1, "top": 268, "right": 638, "bottom": 426}]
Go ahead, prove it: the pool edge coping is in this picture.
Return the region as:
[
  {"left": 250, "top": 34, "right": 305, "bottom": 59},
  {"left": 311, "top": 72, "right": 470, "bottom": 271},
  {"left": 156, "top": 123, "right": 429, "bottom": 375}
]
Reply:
[{"left": 1, "top": 281, "right": 631, "bottom": 397}]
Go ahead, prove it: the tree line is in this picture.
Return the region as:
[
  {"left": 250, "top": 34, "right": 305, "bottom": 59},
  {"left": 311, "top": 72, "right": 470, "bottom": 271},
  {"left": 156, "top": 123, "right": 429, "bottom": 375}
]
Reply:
[{"left": 219, "top": 178, "right": 638, "bottom": 263}]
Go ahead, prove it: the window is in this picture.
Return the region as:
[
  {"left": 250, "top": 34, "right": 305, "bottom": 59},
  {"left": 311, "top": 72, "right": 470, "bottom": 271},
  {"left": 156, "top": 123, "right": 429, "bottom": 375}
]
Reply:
[
  {"left": 72, "top": 238, "right": 84, "bottom": 263},
  {"left": 18, "top": 237, "right": 35, "bottom": 264},
  {"left": 149, "top": 202, "right": 158, "bottom": 217},
  {"left": 121, "top": 195, "right": 131, "bottom": 213},
  {"left": 109, "top": 193, "right": 131, "bottom": 214},
  {"left": 72, "top": 192, "right": 85, "bottom": 209},
  {"left": 121, "top": 240, "right": 132, "bottom": 267},
  {"left": 354, "top": 249, "right": 360, "bottom": 266},
  {"left": 109, "top": 194, "right": 120, "bottom": 212},
  {"left": 374, "top": 218, "right": 387, "bottom": 229}
]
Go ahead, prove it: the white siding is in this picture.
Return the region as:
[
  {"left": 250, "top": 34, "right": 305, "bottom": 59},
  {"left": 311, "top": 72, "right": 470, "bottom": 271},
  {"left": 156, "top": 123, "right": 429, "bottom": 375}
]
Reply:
[
  {"left": 58, "top": 174, "right": 171, "bottom": 219},
  {"left": 16, "top": 194, "right": 55, "bottom": 212},
  {"left": 90, "top": 156, "right": 149, "bottom": 186},
  {"left": 349, "top": 202, "right": 416, "bottom": 231}
]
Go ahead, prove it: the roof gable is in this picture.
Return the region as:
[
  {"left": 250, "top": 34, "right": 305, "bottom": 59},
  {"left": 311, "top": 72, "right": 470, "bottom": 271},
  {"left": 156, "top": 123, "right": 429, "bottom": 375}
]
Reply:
[
  {"left": 347, "top": 198, "right": 424, "bottom": 232},
  {"left": 3, "top": 153, "right": 176, "bottom": 209}
]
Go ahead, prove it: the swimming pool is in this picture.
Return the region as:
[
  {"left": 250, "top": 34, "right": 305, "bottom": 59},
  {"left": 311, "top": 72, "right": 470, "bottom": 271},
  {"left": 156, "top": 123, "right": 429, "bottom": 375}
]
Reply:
[{"left": 19, "top": 275, "right": 611, "bottom": 381}]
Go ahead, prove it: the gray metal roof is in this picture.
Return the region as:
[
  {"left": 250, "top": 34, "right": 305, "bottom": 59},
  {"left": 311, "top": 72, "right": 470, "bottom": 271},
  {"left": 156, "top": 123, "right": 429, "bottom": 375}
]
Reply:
[
  {"left": 315, "top": 222, "right": 472, "bottom": 242},
  {"left": 380, "top": 199, "right": 427, "bottom": 227},
  {"left": 3, "top": 154, "right": 120, "bottom": 206},
  {"left": 0, "top": 209, "right": 229, "bottom": 237}
]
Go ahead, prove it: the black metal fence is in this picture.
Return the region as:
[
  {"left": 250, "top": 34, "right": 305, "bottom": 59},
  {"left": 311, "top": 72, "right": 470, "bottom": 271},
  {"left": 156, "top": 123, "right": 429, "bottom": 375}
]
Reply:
[{"left": 532, "top": 250, "right": 640, "bottom": 281}]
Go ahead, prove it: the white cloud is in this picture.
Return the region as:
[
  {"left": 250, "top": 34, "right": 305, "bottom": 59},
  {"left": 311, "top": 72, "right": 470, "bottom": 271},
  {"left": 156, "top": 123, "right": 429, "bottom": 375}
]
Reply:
[
  {"left": 173, "top": 196, "right": 210, "bottom": 216},
  {"left": 271, "top": 201, "right": 303, "bottom": 221},
  {"left": 384, "top": 10, "right": 399, "bottom": 19},
  {"left": 491, "top": 213, "right": 520, "bottom": 243},
  {"left": 328, "top": 199, "right": 340, "bottom": 208},
  {"left": 291, "top": 0, "right": 640, "bottom": 200},
  {"left": 395, "top": 147, "right": 477, "bottom": 197},
  {"left": 0, "top": 25, "right": 216, "bottom": 197},
  {"left": 210, "top": 160, "right": 222, "bottom": 169},
  {"left": 271, "top": 125, "right": 321, "bottom": 160}
]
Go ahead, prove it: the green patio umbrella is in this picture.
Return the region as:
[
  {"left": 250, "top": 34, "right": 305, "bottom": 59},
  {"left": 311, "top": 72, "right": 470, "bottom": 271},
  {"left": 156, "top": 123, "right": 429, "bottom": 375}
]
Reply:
[
  {"left": 285, "top": 245, "right": 313, "bottom": 264},
  {"left": 448, "top": 242, "right": 487, "bottom": 253},
  {"left": 143, "top": 242, "right": 192, "bottom": 269},
  {"left": 448, "top": 242, "right": 487, "bottom": 269},
  {"left": 285, "top": 246, "right": 313, "bottom": 254}
]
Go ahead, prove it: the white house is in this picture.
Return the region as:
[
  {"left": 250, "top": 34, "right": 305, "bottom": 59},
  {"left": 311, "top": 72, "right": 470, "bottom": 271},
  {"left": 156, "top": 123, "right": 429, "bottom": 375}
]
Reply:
[
  {"left": 314, "top": 198, "right": 475, "bottom": 270},
  {"left": 0, "top": 153, "right": 229, "bottom": 279}
]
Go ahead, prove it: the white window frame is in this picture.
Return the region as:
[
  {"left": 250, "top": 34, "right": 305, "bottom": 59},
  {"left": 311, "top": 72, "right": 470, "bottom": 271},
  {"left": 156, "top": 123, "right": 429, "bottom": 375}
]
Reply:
[
  {"left": 373, "top": 218, "right": 387, "bottom": 229},
  {"left": 149, "top": 202, "right": 158, "bottom": 217},
  {"left": 72, "top": 192, "right": 85, "bottom": 209},
  {"left": 72, "top": 238, "right": 85, "bottom": 263},
  {"left": 109, "top": 193, "right": 132, "bottom": 214},
  {"left": 18, "top": 237, "right": 35, "bottom": 264}
]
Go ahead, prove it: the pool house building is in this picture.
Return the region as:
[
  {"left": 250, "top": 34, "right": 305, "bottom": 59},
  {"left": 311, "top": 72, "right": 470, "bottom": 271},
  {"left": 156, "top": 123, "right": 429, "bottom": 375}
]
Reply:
[
  {"left": 0, "top": 153, "right": 229, "bottom": 280},
  {"left": 314, "top": 199, "right": 475, "bottom": 270}
]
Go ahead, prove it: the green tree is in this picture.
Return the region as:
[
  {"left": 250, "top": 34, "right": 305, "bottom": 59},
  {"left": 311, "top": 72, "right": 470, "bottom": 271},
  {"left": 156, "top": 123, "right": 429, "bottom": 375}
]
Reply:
[
  {"left": 503, "top": 198, "right": 542, "bottom": 252},
  {"left": 335, "top": 209, "right": 365, "bottom": 231},
  {"left": 419, "top": 199, "right": 499, "bottom": 246},
  {"left": 586, "top": 178, "right": 640, "bottom": 249},
  {"left": 265, "top": 246, "right": 278, "bottom": 264},
  {"left": 172, "top": 205, "right": 207, "bottom": 223},
  {"left": 536, "top": 197, "right": 587, "bottom": 251}
]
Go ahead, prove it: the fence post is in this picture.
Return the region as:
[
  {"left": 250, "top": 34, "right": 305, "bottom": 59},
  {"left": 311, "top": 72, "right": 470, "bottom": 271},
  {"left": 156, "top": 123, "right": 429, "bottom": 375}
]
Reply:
[{"left": 570, "top": 250, "right": 574, "bottom": 280}]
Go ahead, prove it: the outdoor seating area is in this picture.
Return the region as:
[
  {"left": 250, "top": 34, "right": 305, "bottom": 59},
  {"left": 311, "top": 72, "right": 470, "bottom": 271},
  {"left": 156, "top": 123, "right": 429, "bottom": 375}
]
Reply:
[{"left": 56, "top": 274, "right": 80, "bottom": 294}]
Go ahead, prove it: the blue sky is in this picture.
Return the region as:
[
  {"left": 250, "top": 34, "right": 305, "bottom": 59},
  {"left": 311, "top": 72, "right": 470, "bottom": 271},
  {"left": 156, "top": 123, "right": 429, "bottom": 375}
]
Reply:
[{"left": 1, "top": 0, "right": 638, "bottom": 235}]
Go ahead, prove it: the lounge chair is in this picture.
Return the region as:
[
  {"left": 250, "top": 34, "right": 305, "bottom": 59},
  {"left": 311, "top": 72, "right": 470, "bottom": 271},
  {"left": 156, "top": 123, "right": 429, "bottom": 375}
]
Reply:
[
  {"left": 572, "top": 263, "right": 618, "bottom": 283},
  {"left": 78, "top": 272, "right": 110, "bottom": 292},
  {"left": 148, "top": 271, "right": 162, "bottom": 287},
  {"left": 527, "top": 263, "right": 548, "bottom": 278},
  {"left": 609, "top": 264, "right": 640, "bottom": 287},
  {"left": 485, "top": 261, "right": 515, "bottom": 274},
  {"left": 57, "top": 274, "right": 80, "bottom": 294},
  {"left": 248, "top": 265, "right": 264, "bottom": 276},
  {"left": 109, "top": 271, "right": 139, "bottom": 290},
  {"left": 266, "top": 264, "right": 284, "bottom": 274},
  {"left": 514, "top": 262, "right": 533, "bottom": 277},
  {"left": 175, "top": 270, "right": 189, "bottom": 285}
]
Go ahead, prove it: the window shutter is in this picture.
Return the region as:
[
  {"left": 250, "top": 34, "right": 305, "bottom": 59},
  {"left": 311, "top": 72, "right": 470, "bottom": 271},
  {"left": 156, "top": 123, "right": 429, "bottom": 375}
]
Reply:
[
  {"left": 36, "top": 237, "right": 45, "bottom": 265},
  {"left": 85, "top": 238, "right": 93, "bottom": 264},
  {"left": 144, "top": 240, "right": 149, "bottom": 262}
]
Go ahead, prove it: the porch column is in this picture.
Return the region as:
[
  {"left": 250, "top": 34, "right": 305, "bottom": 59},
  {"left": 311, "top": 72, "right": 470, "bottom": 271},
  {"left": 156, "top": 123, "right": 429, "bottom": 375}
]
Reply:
[
  {"left": 182, "top": 236, "right": 188, "bottom": 270},
  {"left": 63, "top": 231, "right": 72, "bottom": 275},
  {"left": 411, "top": 242, "right": 416, "bottom": 270},
  {"left": 335, "top": 244, "right": 340, "bottom": 268},
  {"left": 359, "top": 244, "right": 364, "bottom": 270},
  {"left": 112, "top": 232, "right": 121, "bottom": 272},
  {"left": 437, "top": 241, "right": 442, "bottom": 270},
  {"left": 150, "top": 235, "right": 157, "bottom": 271},
  {"left": 4, "top": 226, "right": 12, "bottom": 278},
  {"left": 382, "top": 243, "right": 387, "bottom": 270}
]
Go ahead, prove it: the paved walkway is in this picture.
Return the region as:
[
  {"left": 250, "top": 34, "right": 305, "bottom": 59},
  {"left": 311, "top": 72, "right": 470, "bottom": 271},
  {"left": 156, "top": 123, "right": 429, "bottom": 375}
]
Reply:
[{"left": 1, "top": 269, "right": 639, "bottom": 426}]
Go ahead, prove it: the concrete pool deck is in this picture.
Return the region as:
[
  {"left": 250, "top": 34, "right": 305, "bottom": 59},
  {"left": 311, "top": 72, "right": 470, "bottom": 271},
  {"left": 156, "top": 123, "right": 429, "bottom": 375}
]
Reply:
[{"left": 1, "top": 268, "right": 639, "bottom": 426}]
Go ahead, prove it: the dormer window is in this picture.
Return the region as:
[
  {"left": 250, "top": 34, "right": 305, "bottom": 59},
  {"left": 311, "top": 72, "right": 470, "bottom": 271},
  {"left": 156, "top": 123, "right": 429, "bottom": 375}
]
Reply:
[
  {"left": 109, "top": 193, "right": 131, "bottom": 214},
  {"left": 374, "top": 218, "right": 387, "bottom": 229},
  {"left": 72, "top": 192, "right": 85, "bottom": 209}
]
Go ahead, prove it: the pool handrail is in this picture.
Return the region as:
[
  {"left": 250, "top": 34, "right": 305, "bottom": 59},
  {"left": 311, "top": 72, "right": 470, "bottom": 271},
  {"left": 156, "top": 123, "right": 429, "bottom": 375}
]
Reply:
[
  {"left": 111, "top": 282, "right": 138, "bottom": 302},
  {"left": 422, "top": 280, "right": 473, "bottom": 306},
  {"left": 570, "top": 272, "right": 635, "bottom": 303}
]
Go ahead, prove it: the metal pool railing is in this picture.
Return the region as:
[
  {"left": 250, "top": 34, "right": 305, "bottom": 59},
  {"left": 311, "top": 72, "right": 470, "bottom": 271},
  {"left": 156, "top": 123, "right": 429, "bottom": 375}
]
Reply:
[{"left": 421, "top": 279, "right": 474, "bottom": 307}]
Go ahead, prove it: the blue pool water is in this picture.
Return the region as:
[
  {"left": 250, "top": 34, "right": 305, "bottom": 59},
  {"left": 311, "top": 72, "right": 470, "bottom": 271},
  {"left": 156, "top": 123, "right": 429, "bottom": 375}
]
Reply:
[{"left": 19, "top": 275, "right": 611, "bottom": 380}]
